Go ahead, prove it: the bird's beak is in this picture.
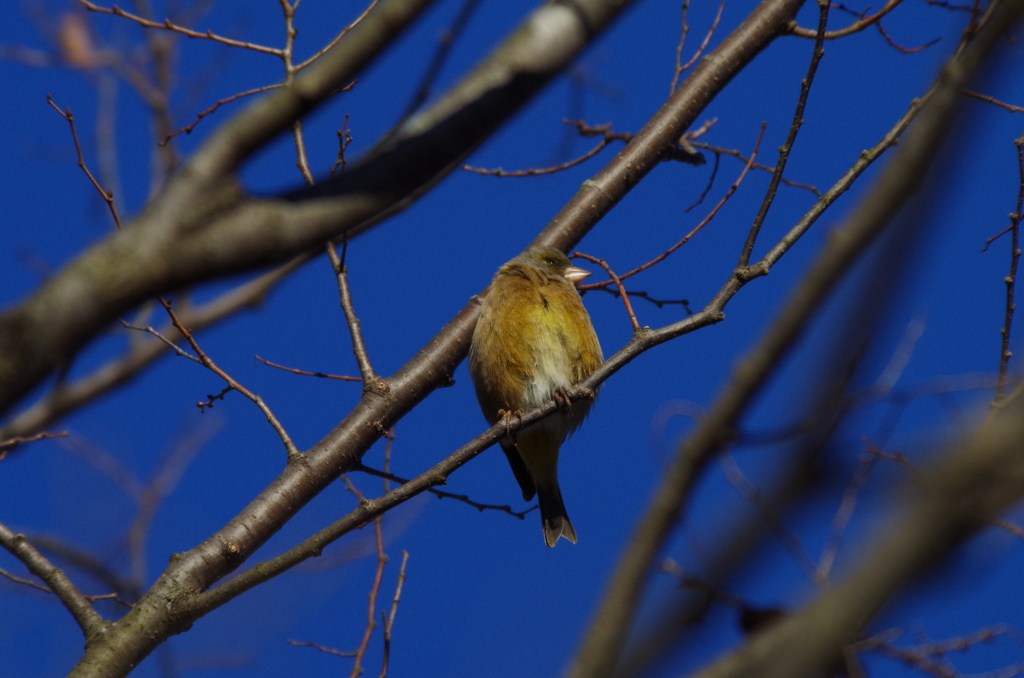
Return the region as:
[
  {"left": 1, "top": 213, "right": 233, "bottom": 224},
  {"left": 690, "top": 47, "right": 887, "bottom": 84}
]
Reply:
[{"left": 563, "top": 265, "right": 592, "bottom": 285}]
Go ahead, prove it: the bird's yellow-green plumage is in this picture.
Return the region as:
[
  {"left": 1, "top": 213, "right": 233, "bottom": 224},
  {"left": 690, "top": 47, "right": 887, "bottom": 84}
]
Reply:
[{"left": 469, "top": 246, "right": 603, "bottom": 547}]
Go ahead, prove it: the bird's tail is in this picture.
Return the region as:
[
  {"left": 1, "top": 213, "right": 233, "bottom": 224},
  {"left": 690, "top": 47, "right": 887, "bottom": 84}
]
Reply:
[
  {"left": 537, "top": 481, "right": 577, "bottom": 547},
  {"left": 516, "top": 429, "right": 577, "bottom": 547}
]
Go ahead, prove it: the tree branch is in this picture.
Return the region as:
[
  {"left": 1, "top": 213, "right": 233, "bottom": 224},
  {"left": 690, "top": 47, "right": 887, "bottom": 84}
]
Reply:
[{"left": 0, "top": 522, "right": 105, "bottom": 638}]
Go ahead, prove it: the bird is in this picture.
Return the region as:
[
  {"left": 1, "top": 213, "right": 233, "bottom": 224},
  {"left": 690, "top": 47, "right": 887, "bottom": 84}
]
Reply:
[{"left": 469, "top": 246, "right": 603, "bottom": 547}]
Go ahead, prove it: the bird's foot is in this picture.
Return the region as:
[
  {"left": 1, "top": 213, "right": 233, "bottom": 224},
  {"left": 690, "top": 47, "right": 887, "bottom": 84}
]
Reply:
[
  {"left": 553, "top": 388, "right": 573, "bottom": 411},
  {"left": 497, "top": 408, "right": 523, "bottom": 441}
]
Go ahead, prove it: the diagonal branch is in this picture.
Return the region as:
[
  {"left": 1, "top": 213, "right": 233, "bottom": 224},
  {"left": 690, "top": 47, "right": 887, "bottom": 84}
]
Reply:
[{"left": 0, "top": 522, "right": 105, "bottom": 638}]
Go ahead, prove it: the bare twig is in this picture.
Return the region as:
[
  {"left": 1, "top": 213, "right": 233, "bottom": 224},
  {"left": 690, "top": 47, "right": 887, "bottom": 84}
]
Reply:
[
  {"left": 293, "top": 0, "right": 385, "bottom": 72},
  {"left": 670, "top": 1, "right": 691, "bottom": 94},
  {"left": 586, "top": 287, "right": 692, "bottom": 313},
  {"left": 154, "top": 297, "right": 300, "bottom": 459},
  {"left": 162, "top": 84, "right": 285, "bottom": 143},
  {"left": 581, "top": 123, "right": 766, "bottom": 292},
  {"left": 0, "top": 431, "right": 68, "bottom": 456},
  {"left": 854, "top": 627, "right": 1022, "bottom": 678},
  {"left": 964, "top": 89, "right": 1024, "bottom": 113},
  {"left": 563, "top": 120, "right": 819, "bottom": 194},
  {"left": 789, "top": 0, "right": 906, "bottom": 39},
  {"left": 738, "top": 1, "right": 828, "bottom": 266},
  {"left": 327, "top": 243, "right": 381, "bottom": 385},
  {"left": 462, "top": 139, "right": 609, "bottom": 176},
  {"left": 254, "top": 355, "right": 362, "bottom": 381},
  {"left": 690, "top": 141, "right": 821, "bottom": 194},
  {"left": 874, "top": 21, "right": 942, "bottom": 53},
  {"left": 0, "top": 566, "right": 53, "bottom": 593},
  {"left": 287, "top": 640, "right": 356, "bottom": 657},
  {"left": 378, "top": 550, "right": 409, "bottom": 678},
  {"left": 330, "top": 114, "right": 355, "bottom": 176},
  {"left": 118, "top": 319, "right": 199, "bottom": 363},
  {"left": 573, "top": 252, "right": 640, "bottom": 330},
  {"left": 22, "top": 533, "right": 140, "bottom": 602},
  {"left": 672, "top": 1, "right": 724, "bottom": 92},
  {"left": 992, "top": 131, "right": 1024, "bottom": 404},
  {"left": 355, "top": 464, "right": 534, "bottom": 519},
  {"left": 342, "top": 477, "right": 388, "bottom": 678},
  {"left": 75, "top": 0, "right": 283, "bottom": 55},
  {"left": 47, "top": 95, "right": 122, "bottom": 230}
]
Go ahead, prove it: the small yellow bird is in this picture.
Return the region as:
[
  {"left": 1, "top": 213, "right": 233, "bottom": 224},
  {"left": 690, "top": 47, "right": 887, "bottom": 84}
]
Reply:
[{"left": 469, "top": 246, "right": 603, "bottom": 547}]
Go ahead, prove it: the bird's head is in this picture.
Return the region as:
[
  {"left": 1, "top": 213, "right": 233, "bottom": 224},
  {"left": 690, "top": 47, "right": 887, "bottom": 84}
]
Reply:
[{"left": 521, "top": 247, "right": 593, "bottom": 285}]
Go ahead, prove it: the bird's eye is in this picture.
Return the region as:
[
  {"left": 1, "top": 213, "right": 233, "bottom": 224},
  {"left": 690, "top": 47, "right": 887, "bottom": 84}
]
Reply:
[{"left": 545, "top": 258, "right": 557, "bottom": 266}]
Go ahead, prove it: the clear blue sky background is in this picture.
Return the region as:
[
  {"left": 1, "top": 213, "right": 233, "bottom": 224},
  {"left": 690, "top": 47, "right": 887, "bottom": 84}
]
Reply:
[{"left": 2, "top": 1, "right": 1023, "bottom": 676}]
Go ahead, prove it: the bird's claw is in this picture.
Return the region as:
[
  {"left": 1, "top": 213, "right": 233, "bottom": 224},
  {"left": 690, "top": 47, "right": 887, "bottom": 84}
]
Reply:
[
  {"left": 497, "top": 408, "right": 523, "bottom": 442},
  {"left": 553, "top": 388, "right": 573, "bottom": 411}
]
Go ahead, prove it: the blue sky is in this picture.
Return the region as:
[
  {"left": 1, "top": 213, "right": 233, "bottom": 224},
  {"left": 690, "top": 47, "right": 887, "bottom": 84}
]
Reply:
[{"left": 2, "top": 1, "right": 1023, "bottom": 676}]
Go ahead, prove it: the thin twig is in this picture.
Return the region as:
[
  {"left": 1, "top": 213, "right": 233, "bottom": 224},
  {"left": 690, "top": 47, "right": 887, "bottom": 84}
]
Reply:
[
  {"left": 293, "top": 0, "right": 384, "bottom": 72},
  {"left": 580, "top": 123, "right": 766, "bottom": 292},
  {"left": 789, "top": 0, "right": 906, "bottom": 39},
  {"left": 287, "top": 640, "right": 357, "bottom": 657},
  {"left": 355, "top": 464, "right": 535, "bottom": 519},
  {"left": 119, "top": 319, "right": 200, "bottom": 363},
  {"left": 343, "top": 477, "right": 388, "bottom": 678},
  {"left": 563, "top": 120, "right": 819, "bottom": 194},
  {"left": 690, "top": 141, "right": 821, "bottom": 194},
  {"left": 855, "top": 627, "right": 1022, "bottom": 678},
  {"left": 162, "top": 84, "right": 284, "bottom": 143},
  {"left": 573, "top": 252, "right": 640, "bottom": 330},
  {"left": 330, "top": 114, "right": 355, "bottom": 176},
  {"left": 993, "top": 132, "right": 1024, "bottom": 404},
  {"left": 0, "top": 565, "right": 131, "bottom": 606},
  {"left": 586, "top": 287, "right": 693, "bottom": 314},
  {"left": 155, "top": 297, "right": 301, "bottom": 459},
  {"left": 983, "top": 223, "right": 1016, "bottom": 249},
  {"left": 0, "top": 566, "right": 53, "bottom": 593},
  {"left": 378, "top": 550, "right": 409, "bottom": 678},
  {"left": 277, "top": 1, "right": 316, "bottom": 187},
  {"left": 75, "top": 0, "right": 283, "bottom": 55},
  {"left": 254, "top": 355, "right": 362, "bottom": 381},
  {"left": 0, "top": 430, "right": 68, "bottom": 456},
  {"left": 46, "top": 95, "right": 122, "bottom": 230},
  {"left": 670, "top": 1, "right": 690, "bottom": 94},
  {"left": 672, "top": 1, "right": 724, "bottom": 92},
  {"left": 874, "top": 21, "right": 942, "bottom": 53},
  {"left": 462, "top": 139, "right": 609, "bottom": 177},
  {"left": 963, "top": 89, "right": 1024, "bottom": 113},
  {"left": 327, "top": 242, "right": 380, "bottom": 385},
  {"left": 686, "top": 151, "right": 720, "bottom": 211},
  {"left": 739, "top": 1, "right": 828, "bottom": 267}
]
